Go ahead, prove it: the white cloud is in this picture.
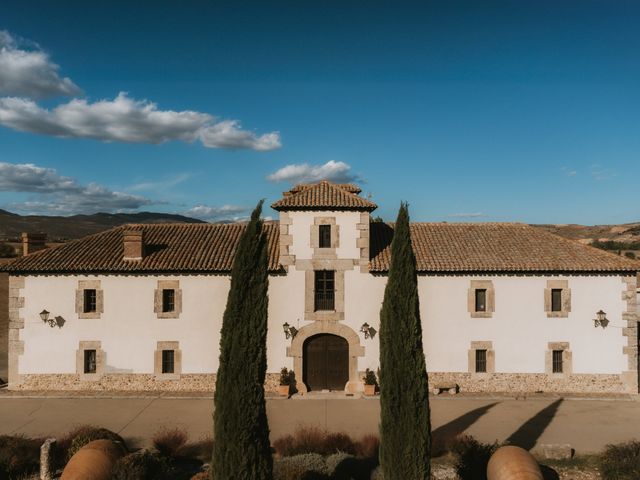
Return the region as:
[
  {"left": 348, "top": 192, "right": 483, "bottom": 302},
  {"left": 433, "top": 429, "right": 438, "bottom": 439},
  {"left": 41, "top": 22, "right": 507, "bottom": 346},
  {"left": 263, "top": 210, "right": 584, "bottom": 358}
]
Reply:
[
  {"left": 0, "top": 162, "right": 153, "bottom": 215},
  {"left": 267, "top": 160, "right": 362, "bottom": 184},
  {"left": 128, "top": 173, "right": 192, "bottom": 192},
  {"left": 561, "top": 167, "right": 577, "bottom": 177},
  {"left": 0, "top": 93, "right": 281, "bottom": 150},
  {"left": 590, "top": 164, "right": 616, "bottom": 181},
  {"left": 0, "top": 30, "right": 81, "bottom": 98},
  {"left": 446, "top": 212, "right": 487, "bottom": 219},
  {"left": 182, "top": 204, "right": 248, "bottom": 222}
]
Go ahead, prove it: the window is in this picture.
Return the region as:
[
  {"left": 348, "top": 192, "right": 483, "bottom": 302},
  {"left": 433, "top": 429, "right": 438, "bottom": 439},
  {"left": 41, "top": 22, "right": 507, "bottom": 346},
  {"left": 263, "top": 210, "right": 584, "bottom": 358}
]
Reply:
[
  {"left": 552, "top": 350, "right": 563, "bottom": 373},
  {"left": 162, "top": 350, "right": 175, "bottom": 374},
  {"left": 475, "top": 289, "right": 487, "bottom": 312},
  {"left": 551, "top": 289, "right": 562, "bottom": 312},
  {"left": 319, "top": 224, "right": 331, "bottom": 248},
  {"left": 314, "top": 270, "right": 335, "bottom": 311},
  {"left": 83, "top": 289, "right": 97, "bottom": 313},
  {"left": 162, "top": 289, "right": 175, "bottom": 313},
  {"left": 84, "top": 349, "right": 97, "bottom": 374},
  {"left": 475, "top": 349, "right": 487, "bottom": 373}
]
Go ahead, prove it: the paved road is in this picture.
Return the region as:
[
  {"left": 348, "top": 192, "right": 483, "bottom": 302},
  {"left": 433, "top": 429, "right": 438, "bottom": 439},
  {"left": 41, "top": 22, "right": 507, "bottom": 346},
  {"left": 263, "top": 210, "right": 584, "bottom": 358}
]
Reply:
[{"left": 0, "top": 394, "right": 638, "bottom": 453}]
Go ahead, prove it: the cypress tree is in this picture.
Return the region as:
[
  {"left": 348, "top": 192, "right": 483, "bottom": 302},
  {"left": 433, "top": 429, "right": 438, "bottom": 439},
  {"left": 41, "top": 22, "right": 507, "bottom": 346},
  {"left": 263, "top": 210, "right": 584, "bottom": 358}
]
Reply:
[
  {"left": 211, "top": 200, "right": 272, "bottom": 480},
  {"left": 378, "top": 202, "right": 431, "bottom": 479}
]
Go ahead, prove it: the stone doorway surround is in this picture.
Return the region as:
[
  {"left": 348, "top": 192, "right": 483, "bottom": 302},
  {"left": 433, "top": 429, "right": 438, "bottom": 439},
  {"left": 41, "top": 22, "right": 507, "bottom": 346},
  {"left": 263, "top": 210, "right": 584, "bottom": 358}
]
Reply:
[{"left": 287, "top": 321, "right": 364, "bottom": 394}]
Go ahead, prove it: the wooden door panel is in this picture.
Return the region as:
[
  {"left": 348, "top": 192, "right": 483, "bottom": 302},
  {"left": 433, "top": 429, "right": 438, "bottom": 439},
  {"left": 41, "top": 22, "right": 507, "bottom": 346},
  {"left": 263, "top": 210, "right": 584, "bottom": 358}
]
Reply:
[{"left": 303, "top": 334, "right": 349, "bottom": 391}]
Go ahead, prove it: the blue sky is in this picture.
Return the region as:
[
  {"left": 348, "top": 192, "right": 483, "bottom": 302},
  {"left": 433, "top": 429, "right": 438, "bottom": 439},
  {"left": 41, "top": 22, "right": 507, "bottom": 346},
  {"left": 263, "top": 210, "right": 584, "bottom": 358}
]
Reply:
[{"left": 0, "top": 1, "right": 638, "bottom": 224}]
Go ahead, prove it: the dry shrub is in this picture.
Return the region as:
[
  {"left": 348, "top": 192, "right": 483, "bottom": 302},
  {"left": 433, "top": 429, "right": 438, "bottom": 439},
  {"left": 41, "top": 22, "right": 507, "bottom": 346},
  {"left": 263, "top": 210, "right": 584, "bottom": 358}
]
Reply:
[
  {"left": 65, "top": 425, "right": 126, "bottom": 461},
  {"left": 112, "top": 450, "right": 174, "bottom": 480},
  {"left": 273, "top": 453, "right": 329, "bottom": 480},
  {"left": 274, "top": 427, "right": 359, "bottom": 457},
  {"left": 152, "top": 427, "right": 189, "bottom": 458},
  {"left": 600, "top": 440, "right": 640, "bottom": 480},
  {"left": 431, "top": 429, "right": 459, "bottom": 457},
  {"left": 0, "top": 434, "right": 43, "bottom": 478},
  {"left": 324, "top": 433, "right": 356, "bottom": 456},
  {"left": 179, "top": 436, "right": 214, "bottom": 462},
  {"left": 355, "top": 434, "right": 379, "bottom": 459},
  {"left": 190, "top": 472, "right": 209, "bottom": 480},
  {"left": 451, "top": 435, "right": 499, "bottom": 480}
]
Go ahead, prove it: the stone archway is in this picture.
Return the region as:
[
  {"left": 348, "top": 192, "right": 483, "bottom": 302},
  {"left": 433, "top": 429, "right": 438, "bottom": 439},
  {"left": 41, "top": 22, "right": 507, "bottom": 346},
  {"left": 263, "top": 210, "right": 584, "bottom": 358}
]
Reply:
[{"left": 287, "top": 321, "right": 365, "bottom": 394}]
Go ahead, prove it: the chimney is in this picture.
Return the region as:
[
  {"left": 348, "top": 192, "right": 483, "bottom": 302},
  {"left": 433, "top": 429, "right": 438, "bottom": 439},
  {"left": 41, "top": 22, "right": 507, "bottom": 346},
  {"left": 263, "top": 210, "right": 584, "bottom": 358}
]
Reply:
[
  {"left": 21, "top": 232, "right": 47, "bottom": 256},
  {"left": 123, "top": 228, "right": 144, "bottom": 261}
]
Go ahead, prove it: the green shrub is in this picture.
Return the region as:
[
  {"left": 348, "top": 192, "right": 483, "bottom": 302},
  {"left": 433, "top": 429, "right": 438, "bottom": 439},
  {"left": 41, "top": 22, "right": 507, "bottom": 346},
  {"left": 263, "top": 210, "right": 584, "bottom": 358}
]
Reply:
[
  {"left": 451, "top": 435, "right": 499, "bottom": 480},
  {"left": 273, "top": 453, "right": 329, "bottom": 480},
  {"left": 600, "top": 440, "right": 640, "bottom": 480},
  {"left": 0, "top": 434, "right": 42, "bottom": 479},
  {"left": 112, "top": 450, "right": 174, "bottom": 480},
  {"left": 152, "top": 427, "right": 188, "bottom": 458},
  {"left": 66, "top": 426, "right": 126, "bottom": 460}
]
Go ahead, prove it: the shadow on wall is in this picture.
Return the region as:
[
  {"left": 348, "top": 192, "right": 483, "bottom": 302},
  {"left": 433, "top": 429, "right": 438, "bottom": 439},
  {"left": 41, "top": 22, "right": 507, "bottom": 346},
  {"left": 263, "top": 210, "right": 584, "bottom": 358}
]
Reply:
[{"left": 505, "top": 398, "right": 564, "bottom": 451}]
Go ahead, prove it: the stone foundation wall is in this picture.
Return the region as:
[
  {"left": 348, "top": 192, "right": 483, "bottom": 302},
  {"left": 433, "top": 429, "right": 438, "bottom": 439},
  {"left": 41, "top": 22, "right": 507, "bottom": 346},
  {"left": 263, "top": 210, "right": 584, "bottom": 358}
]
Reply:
[
  {"left": 15, "top": 372, "right": 282, "bottom": 393},
  {"left": 429, "top": 372, "right": 626, "bottom": 394}
]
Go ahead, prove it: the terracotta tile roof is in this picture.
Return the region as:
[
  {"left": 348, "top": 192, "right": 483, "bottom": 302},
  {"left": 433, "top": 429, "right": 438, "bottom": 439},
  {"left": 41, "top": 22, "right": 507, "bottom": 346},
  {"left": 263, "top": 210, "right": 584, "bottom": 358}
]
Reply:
[
  {"left": 3, "top": 220, "right": 636, "bottom": 275},
  {"left": 272, "top": 181, "right": 377, "bottom": 211},
  {"left": 370, "top": 222, "right": 640, "bottom": 273},
  {"left": 2, "top": 223, "right": 281, "bottom": 274}
]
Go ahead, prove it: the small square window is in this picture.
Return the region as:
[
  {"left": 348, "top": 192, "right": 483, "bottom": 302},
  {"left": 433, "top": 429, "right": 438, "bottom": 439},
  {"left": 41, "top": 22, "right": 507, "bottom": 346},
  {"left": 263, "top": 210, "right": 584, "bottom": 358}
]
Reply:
[
  {"left": 552, "top": 350, "right": 563, "bottom": 373},
  {"left": 83, "top": 289, "right": 97, "bottom": 313},
  {"left": 475, "top": 349, "right": 487, "bottom": 373},
  {"left": 162, "top": 350, "right": 175, "bottom": 374},
  {"left": 551, "top": 289, "right": 563, "bottom": 312},
  {"left": 84, "top": 349, "right": 97, "bottom": 374},
  {"left": 162, "top": 289, "right": 175, "bottom": 313},
  {"left": 319, "top": 224, "right": 331, "bottom": 248},
  {"left": 475, "top": 289, "right": 487, "bottom": 312}
]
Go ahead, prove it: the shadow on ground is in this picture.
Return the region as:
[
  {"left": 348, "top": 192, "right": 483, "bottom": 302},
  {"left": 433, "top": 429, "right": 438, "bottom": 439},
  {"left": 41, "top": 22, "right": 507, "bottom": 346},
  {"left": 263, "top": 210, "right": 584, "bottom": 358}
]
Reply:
[{"left": 506, "top": 398, "right": 564, "bottom": 451}]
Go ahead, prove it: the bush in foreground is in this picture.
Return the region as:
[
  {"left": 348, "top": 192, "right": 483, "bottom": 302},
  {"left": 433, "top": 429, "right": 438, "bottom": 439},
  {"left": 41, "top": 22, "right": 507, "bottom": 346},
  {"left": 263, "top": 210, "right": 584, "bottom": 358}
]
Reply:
[
  {"left": 273, "top": 428, "right": 381, "bottom": 458},
  {"left": 0, "top": 434, "right": 42, "bottom": 479},
  {"left": 112, "top": 450, "right": 174, "bottom": 480},
  {"left": 65, "top": 425, "right": 126, "bottom": 460},
  {"left": 600, "top": 440, "right": 640, "bottom": 480},
  {"left": 152, "top": 427, "right": 188, "bottom": 458},
  {"left": 451, "top": 435, "right": 499, "bottom": 480}
]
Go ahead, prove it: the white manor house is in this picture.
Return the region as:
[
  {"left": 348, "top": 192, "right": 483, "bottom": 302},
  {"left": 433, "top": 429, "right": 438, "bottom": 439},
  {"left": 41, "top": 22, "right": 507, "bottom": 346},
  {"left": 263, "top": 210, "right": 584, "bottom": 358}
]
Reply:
[{"left": 2, "top": 181, "right": 639, "bottom": 394}]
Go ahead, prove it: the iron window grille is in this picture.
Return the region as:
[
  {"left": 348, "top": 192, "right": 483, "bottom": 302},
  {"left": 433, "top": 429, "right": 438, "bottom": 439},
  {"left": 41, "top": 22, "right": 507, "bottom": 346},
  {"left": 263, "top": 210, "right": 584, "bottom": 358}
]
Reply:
[
  {"left": 162, "top": 289, "right": 175, "bottom": 313},
  {"left": 475, "top": 289, "right": 487, "bottom": 312},
  {"left": 551, "top": 289, "right": 563, "bottom": 312},
  {"left": 83, "top": 289, "right": 97, "bottom": 313},
  {"left": 319, "top": 224, "right": 332, "bottom": 248},
  {"left": 475, "top": 349, "right": 487, "bottom": 373},
  {"left": 84, "top": 349, "right": 97, "bottom": 374},
  {"left": 162, "top": 350, "right": 175, "bottom": 374},
  {"left": 552, "top": 350, "right": 563, "bottom": 373},
  {"left": 314, "top": 270, "right": 335, "bottom": 311}
]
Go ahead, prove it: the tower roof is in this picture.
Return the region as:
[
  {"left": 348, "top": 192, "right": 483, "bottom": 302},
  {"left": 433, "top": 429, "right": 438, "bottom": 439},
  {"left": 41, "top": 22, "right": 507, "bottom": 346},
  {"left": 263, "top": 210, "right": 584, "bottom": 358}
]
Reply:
[{"left": 271, "top": 181, "right": 377, "bottom": 211}]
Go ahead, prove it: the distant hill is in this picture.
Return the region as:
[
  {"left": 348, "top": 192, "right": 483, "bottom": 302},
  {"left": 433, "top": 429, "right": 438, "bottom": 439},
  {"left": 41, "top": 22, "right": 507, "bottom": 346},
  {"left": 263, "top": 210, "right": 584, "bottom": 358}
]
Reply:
[{"left": 0, "top": 209, "right": 205, "bottom": 241}]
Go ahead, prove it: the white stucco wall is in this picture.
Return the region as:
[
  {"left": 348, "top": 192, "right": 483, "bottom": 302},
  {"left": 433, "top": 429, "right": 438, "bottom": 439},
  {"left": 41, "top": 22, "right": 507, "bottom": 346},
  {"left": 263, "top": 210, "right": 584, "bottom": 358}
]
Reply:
[{"left": 16, "top": 272, "right": 630, "bottom": 378}]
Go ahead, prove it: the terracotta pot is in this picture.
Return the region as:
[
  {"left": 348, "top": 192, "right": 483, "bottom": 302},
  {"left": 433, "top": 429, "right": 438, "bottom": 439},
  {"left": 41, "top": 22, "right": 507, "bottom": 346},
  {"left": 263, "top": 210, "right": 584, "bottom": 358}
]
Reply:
[
  {"left": 363, "top": 384, "right": 376, "bottom": 396},
  {"left": 278, "top": 384, "right": 290, "bottom": 396},
  {"left": 61, "top": 439, "right": 126, "bottom": 480},
  {"left": 487, "top": 446, "right": 543, "bottom": 480}
]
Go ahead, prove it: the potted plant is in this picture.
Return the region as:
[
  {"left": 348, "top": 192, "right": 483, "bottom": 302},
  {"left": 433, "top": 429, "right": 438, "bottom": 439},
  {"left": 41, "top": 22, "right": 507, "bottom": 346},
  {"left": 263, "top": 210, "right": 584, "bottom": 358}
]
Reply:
[
  {"left": 278, "top": 367, "right": 291, "bottom": 396},
  {"left": 363, "top": 368, "right": 377, "bottom": 396}
]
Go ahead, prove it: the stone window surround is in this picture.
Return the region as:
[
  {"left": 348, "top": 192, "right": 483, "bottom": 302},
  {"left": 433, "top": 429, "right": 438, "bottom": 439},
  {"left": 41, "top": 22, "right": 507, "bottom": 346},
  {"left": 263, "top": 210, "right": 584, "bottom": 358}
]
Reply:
[
  {"left": 154, "top": 280, "right": 183, "bottom": 319},
  {"left": 544, "top": 279, "right": 571, "bottom": 318},
  {"left": 545, "top": 342, "right": 572, "bottom": 377},
  {"left": 468, "top": 280, "right": 495, "bottom": 318},
  {"left": 300, "top": 259, "right": 354, "bottom": 322},
  {"left": 468, "top": 341, "right": 495, "bottom": 375},
  {"left": 76, "top": 340, "right": 105, "bottom": 381},
  {"left": 8, "top": 276, "right": 25, "bottom": 387},
  {"left": 75, "top": 280, "right": 104, "bottom": 319},
  {"left": 154, "top": 341, "right": 182, "bottom": 380},
  {"left": 311, "top": 217, "right": 340, "bottom": 259},
  {"left": 621, "top": 275, "right": 638, "bottom": 393},
  {"left": 286, "top": 321, "right": 365, "bottom": 394}
]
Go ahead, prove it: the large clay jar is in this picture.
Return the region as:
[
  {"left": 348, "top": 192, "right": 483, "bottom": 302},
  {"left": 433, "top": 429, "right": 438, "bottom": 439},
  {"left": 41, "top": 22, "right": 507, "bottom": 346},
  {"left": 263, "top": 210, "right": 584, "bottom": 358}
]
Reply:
[
  {"left": 487, "top": 446, "right": 543, "bottom": 480},
  {"left": 61, "top": 439, "right": 127, "bottom": 480}
]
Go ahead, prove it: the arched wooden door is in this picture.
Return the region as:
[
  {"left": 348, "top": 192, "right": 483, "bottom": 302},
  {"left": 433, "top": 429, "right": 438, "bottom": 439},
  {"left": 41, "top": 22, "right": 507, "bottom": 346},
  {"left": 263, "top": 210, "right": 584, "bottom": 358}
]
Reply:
[{"left": 303, "top": 334, "right": 349, "bottom": 391}]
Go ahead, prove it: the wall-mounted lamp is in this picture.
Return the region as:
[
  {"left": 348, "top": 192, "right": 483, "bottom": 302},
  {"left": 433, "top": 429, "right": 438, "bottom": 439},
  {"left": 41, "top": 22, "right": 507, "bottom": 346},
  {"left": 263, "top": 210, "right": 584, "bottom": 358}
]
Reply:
[
  {"left": 360, "top": 322, "right": 377, "bottom": 339},
  {"left": 594, "top": 310, "right": 609, "bottom": 329},
  {"left": 40, "top": 309, "right": 65, "bottom": 328},
  {"left": 283, "top": 322, "right": 298, "bottom": 339}
]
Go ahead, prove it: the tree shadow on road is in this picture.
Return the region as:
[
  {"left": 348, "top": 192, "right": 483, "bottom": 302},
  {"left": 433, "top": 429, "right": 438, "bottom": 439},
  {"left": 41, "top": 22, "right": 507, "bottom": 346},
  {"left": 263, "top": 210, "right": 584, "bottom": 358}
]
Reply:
[
  {"left": 505, "top": 398, "right": 564, "bottom": 451},
  {"left": 431, "top": 402, "right": 499, "bottom": 455}
]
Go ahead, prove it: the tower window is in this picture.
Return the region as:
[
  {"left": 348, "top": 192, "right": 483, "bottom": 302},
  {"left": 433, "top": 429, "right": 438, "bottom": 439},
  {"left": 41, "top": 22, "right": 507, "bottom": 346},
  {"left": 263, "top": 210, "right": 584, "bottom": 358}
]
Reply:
[{"left": 319, "top": 224, "right": 331, "bottom": 248}]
